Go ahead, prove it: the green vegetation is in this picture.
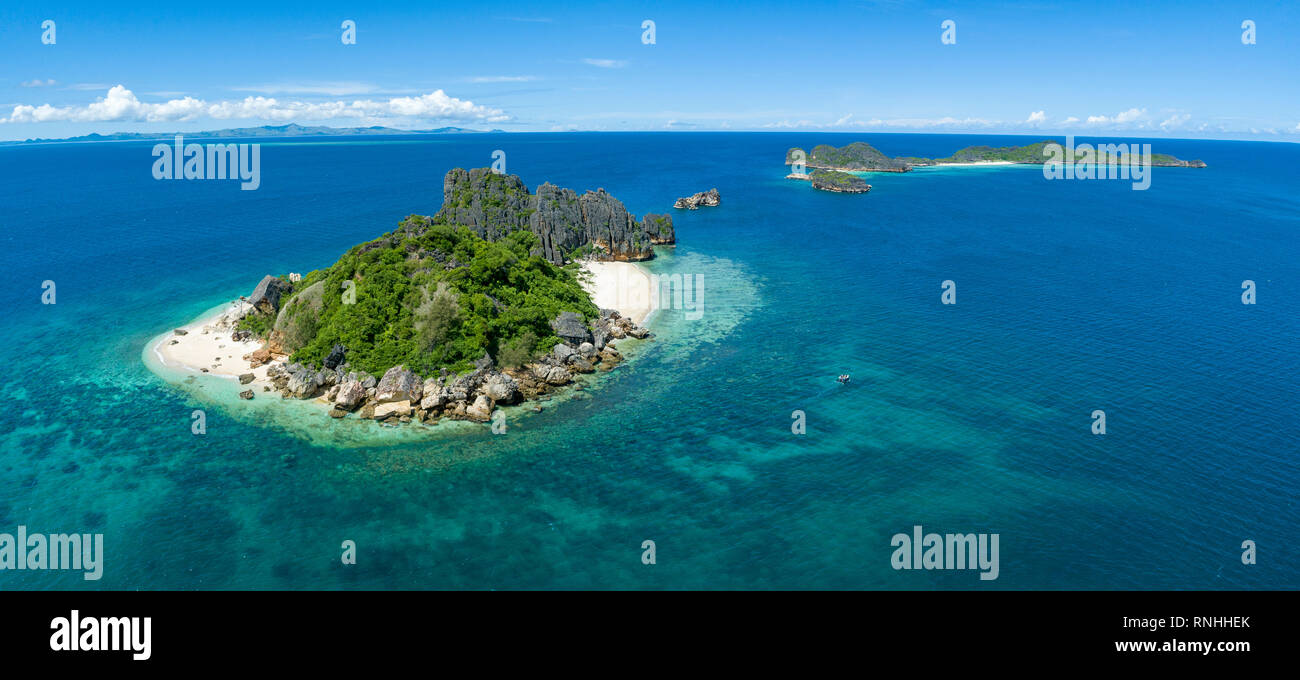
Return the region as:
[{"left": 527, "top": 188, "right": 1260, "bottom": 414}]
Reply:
[
  {"left": 789, "top": 140, "right": 1204, "bottom": 169},
  {"left": 787, "top": 142, "right": 910, "bottom": 171},
  {"left": 906, "top": 140, "right": 1205, "bottom": 166},
  {"left": 242, "top": 216, "right": 599, "bottom": 376},
  {"left": 810, "top": 169, "right": 871, "bottom": 192}
]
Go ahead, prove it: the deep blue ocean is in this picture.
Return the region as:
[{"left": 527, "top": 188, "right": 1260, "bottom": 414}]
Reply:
[{"left": 0, "top": 132, "right": 1295, "bottom": 589}]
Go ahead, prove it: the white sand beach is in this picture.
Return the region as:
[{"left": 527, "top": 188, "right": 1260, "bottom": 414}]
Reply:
[
  {"left": 150, "top": 299, "right": 281, "bottom": 389},
  {"left": 927, "top": 161, "right": 1017, "bottom": 167},
  {"left": 580, "top": 260, "right": 654, "bottom": 325}
]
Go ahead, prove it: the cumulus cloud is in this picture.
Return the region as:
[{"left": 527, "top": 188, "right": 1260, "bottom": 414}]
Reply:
[
  {"left": 1, "top": 85, "right": 509, "bottom": 124},
  {"left": 583, "top": 58, "right": 627, "bottom": 68},
  {"left": 1025, "top": 110, "right": 1046, "bottom": 124},
  {"left": 1159, "top": 113, "right": 1191, "bottom": 130},
  {"left": 1085, "top": 107, "right": 1147, "bottom": 126}
]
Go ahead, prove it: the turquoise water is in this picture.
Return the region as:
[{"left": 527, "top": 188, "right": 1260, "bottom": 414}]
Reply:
[{"left": 0, "top": 132, "right": 1296, "bottom": 589}]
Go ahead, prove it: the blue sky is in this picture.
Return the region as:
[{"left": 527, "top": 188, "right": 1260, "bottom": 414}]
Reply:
[{"left": 1, "top": 0, "right": 1297, "bottom": 141}]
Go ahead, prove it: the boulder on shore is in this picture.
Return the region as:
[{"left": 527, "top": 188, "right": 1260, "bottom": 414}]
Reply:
[
  {"left": 249, "top": 275, "right": 293, "bottom": 315},
  {"left": 375, "top": 365, "right": 422, "bottom": 403},
  {"left": 323, "top": 344, "right": 347, "bottom": 370},
  {"left": 550, "top": 312, "right": 592, "bottom": 345},
  {"left": 334, "top": 380, "right": 365, "bottom": 411}
]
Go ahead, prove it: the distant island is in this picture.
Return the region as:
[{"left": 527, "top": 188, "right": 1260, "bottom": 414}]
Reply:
[
  {"left": 896, "top": 140, "right": 1208, "bottom": 168},
  {"left": 787, "top": 139, "right": 1207, "bottom": 175},
  {"left": 785, "top": 142, "right": 911, "bottom": 173},
  {"left": 786, "top": 169, "right": 871, "bottom": 193},
  {"left": 5, "top": 123, "right": 503, "bottom": 145},
  {"left": 673, "top": 188, "right": 721, "bottom": 209},
  {"left": 785, "top": 139, "right": 1206, "bottom": 192},
  {"left": 151, "top": 167, "right": 675, "bottom": 427}
]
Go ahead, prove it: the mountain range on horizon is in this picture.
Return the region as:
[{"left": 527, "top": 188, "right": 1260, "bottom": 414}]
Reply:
[{"left": 4, "top": 123, "right": 505, "bottom": 145}]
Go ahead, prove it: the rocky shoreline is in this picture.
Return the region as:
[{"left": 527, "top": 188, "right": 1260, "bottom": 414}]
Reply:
[{"left": 174, "top": 295, "right": 653, "bottom": 427}]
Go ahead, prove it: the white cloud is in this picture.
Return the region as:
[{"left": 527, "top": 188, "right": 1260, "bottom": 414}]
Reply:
[
  {"left": 583, "top": 58, "right": 627, "bottom": 69},
  {"left": 1159, "top": 113, "right": 1191, "bottom": 130},
  {"left": 1086, "top": 107, "right": 1147, "bottom": 126},
  {"left": 762, "top": 119, "right": 815, "bottom": 129},
  {"left": 1025, "top": 110, "right": 1046, "bottom": 124},
  {"left": 1, "top": 85, "right": 509, "bottom": 124},
  {"left": 20, "top": 79, "right": 57, "bottom": 88}
]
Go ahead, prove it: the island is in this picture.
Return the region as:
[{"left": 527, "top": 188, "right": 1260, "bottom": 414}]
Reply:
[
  {"left": 808, "top": 169, "right": 871, "bottom": 193},
  {"left": 897, "top": 140, "right": 1208, "bottom": 168},
  {"left": 673, "top": 188, "right": 721, "bottom": 209},
  {"left": 785, "top": 142, "right": 911, "bottom": 172},
  {"left": 787, "top": 140, "right": 1207, "bottom": 174},
  {"left": 152, "top": 168, "right": 675, "bottom": 426}
]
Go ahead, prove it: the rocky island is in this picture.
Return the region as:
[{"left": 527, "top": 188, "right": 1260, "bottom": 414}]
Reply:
[
  {"left": 787, "top": 140, "right": 1207, "bottom": 174},
  {"left": 152, "top": 168, "right": 675, "bottom": 427},
  {"left": 786, "top": 142, "right": 912, "bottom": 173},
  {"left": 673, "top": 188, "right": 721, "bottom": 209},
  {"left": 808, "top": 169, "right": 871, "bottom": 193}
]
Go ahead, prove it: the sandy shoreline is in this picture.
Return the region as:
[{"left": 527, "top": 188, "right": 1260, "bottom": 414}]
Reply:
[
  {"left": 920, "top": 161, "right": 1017, "bottom": 167},
  {"left": 150, "top": 299, "right": 282, "bottom": 389},
  {"left": 580, "top": 260, "right": 654, "bottom": 325}
]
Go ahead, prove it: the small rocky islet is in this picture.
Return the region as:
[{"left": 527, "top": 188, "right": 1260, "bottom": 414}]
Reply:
[
  {"left": 673, "top": 188, "right": 721, "bottom": 209},
  {"left": 190, "top": 166, "right": 673, "bottom": 427}
]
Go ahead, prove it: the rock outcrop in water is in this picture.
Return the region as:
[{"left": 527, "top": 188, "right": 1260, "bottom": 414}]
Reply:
[
  {"left": 673, "top": 188, "right": 720, "bottom": 209},
  {"left": 431, "top": 167, "right": 675, "bottom": 265},
  {"left": 810, "top": 170, "right": 871, "bottom": 193}
]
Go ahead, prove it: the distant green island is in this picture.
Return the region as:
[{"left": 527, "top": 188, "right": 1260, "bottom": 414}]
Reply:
[
  {"left": 785, "top": 142, "right": 912, "bottom": 173},
  {"left": 786, "top": 139, "right": 1207, "bottom": 176},
  {"left": 785, "top": 139, "right": 1206, "bottom": 192},
  {"left": 793, "top": 169, "right": 871, "bottom": 193}
]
